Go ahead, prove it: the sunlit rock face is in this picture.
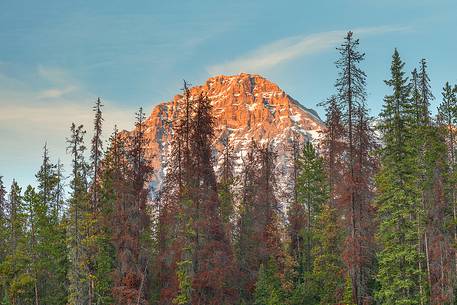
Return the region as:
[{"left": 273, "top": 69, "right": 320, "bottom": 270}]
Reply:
[{"left": 138, "top": 73, "right": 324, "bottom": 198}]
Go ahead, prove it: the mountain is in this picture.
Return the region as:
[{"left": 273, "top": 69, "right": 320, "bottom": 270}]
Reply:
[{"left": 140, "top": 73, "right": 325, "bottom": 195}]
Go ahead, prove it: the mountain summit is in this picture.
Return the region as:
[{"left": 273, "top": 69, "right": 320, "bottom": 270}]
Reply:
[{"left": 141, "top": 73, "right": 325, "bottom": 187}]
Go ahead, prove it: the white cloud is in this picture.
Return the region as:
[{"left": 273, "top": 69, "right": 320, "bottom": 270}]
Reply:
[
  {"left": 207, "top": 25, "right": 411, "bottom": 75},
  {"left": 38, "top": 86, "right": 77, "bottom": 99},
  {"left": 0, "top": 66, "right": 138, "bottom": 188}
]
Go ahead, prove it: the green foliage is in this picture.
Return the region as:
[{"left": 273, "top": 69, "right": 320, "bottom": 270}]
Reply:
[
  {"left": 291, "top": 205, "right": 345, "bottom": 305},
  {"left": 66, "top": 123, "right": 90, "bottom": 305},
  {"left": 296, "top": 141, "right": 328, "bottom": 273},
  {"left": 375, "top": 49, "right": 425, "bottom": 304},
  {"left": 254, "top": 259, "right": 285, "bottom": 305},
  {"left": 342, "top": 274, "right": 355, "bottom": 305},
  {"left": 173, "top": 259, "right": 193, "bottom": 305}
]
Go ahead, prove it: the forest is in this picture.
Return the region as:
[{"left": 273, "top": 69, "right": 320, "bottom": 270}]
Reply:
[{"left": 1, "top": 31, "right": 457, "bottom": 305}]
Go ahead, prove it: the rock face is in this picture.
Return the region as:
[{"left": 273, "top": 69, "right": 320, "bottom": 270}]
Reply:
[{"left": 141, "top": 73, "right": 325, "bottom": 192}]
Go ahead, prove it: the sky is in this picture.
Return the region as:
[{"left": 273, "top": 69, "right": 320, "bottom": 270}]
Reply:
[{"left": 1, "top": 0, "right": 457, "bottom": 189}]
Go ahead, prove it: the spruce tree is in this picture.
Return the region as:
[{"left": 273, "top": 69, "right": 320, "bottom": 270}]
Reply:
[
  {"left": 437, "top": 82, "right": 457, "bottom": 278},
  {"left": 86, "top": 97, "right": 112, "bottom": 305},
  {"left": 236, "top": 141, "right": 259, "bottom": 303},
  {"left": 112, "top": 107, "right": 153, "bottom": 305},
  {"left": 95, "top": 126, "right": 122, "bottom": 305},
  {"left": 287, "top": 134, "right": 306, "bottom": 284},
  {"left": 312, "top": 205, "right": 346, "bottom": 304},
  {"left": 318, "top": 96, "right": 346, "bottom": 208},
  {"left": 217, "top": 138, "right": 236, "bottom": 240},
  {"left": 375, "top": 49, "right": 425, "bottom": 304},
  {"left": 418, "top": 58, "right": 434, "bottom": 126},
  {"left": 334, "top": 31, "right": 375, "bottom": 304},
  {"left": 0, "top": 177, "right": 8, "bottom": 302},
  {"left": 296, "top": 141, "right": 328, "bottom": 274},
  {"left": 23, "top": 186, "right": 41, "bottom": 305},
  {"left": 35, "top": 144, "right": 68, "bottom": 305},
  {"left": 189, "top": 94, "right": 238, "bottom": 304},
  {"left": 253, "top": 259, "right": 285, "bottom": 305},
  {"left": 66, "top": 123, "right": 90, "bottom": 305},
  {"left": 0, "top": 181, "right": 33, "bottom": 304}
]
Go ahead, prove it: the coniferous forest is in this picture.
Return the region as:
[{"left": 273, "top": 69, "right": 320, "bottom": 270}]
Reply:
[{"left": 2, "top": 31, "right": 457, "bottom": 305}]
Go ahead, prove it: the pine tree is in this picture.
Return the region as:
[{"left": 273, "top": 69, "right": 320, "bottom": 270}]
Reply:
[
  {"left": 86, "top": 97, "right": 112, "bottom": 305},
  {"left": 0, "top": 177, "right": 8, "bottom": 302},
  {"left": 157, "top": 82, "right": 194, "bottom": 304},
  {"left": 235, "top": 139, "right": 286, "bottom": 303},
  {"left": 217, "top": 138, "right": 236, "bottom": 240},
  {"left": 375, "top": 49, "right": 425, "bottom": 304},
  {"left": 318, "top": 96, "right": 346, "bottom": 209},
  {"left": 418, "top": 58, "right": 434, "bottom": 126},
  {"left": 236, "top": 141, "right": 259, "bottom": 303},
  {"left": 421, "top": 126, "right": 454, "bottom": 304},
  {"left": 290, "top": 142, "right": 344, "bottom": 305},
  {"left": 23, "top": 186, "right": 41, "bottom": 305},
  {"left": 158, "top": 87, "right": 237, "bottom": 304},
  {"left": 437, "top": 82, "right": 457, "bottom": 278},
  {"left": 287, "top": 134, "right": 306, "bottom": 284},
  {"left": 253, "top": 259, "right": 285, "bottom": 305},
  {"left": 296, "top": 141, "right": 328, "bottom": 274},
  {"left": 189, "top": 94, "right": 238, "bottom": 304},
  {"left": 313, "top": 205, "right": 346, "bottom": 304},
  {"left": 66, "top": 123, "right": 90, "bottom": 305},
  {"left": 112, "top": 107, "right": 153, "bottom": 305},
  {"left": 35, "top": 144, "right": 68, "bottom": 305},
  {"left": 334, "top": 31, "right": 375, "bottom": 304},
  {"left": 94, "top": 126, "right": 122, "bottom": 305},
  {"left": 0, "top": 181, "right": 34, "bottom": 304}
]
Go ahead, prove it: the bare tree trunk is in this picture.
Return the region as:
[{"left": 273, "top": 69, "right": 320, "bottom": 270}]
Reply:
[
  {"left": 424, "top": 231, "right": 432, "bottom": 299},
  {"left": 34, "top": 281, "right": 39, "bottom": 305},
  {"left": 417, "top": 211, "right": 424, "bottom": 305}
]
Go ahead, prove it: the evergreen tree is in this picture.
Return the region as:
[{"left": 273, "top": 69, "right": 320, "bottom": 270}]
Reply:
[
  {"left": 437, "top": 82, "right": 457, "bottom": 276},
  {"left": 86, "top": 97, "right": 112, "bottom": 305},
  {"left": 189, "top": 94, "right": 238, "bottom": 304},
  {"left": 112, "top": 107, "right": 153, "bottom": 305},
  {"left": 287, "top": 134, "right": 306, "bottom": 284},
  {"left": 35, "top": 145, "right": 68, "bottom": 305},
  {"left": 159, "top": 88, "right": 237, "bottom": 304},
  {"left": 296, "top": 141, "right": 328, "bottom": 274},
  {"left": 235, "top": 141, "right": 259, "bottom": 303},
  {"left": 66, "top": 123, "right": 90, "bottom": 305},
  {"left": 290, "top": 143, "right": 344, "bottom": 305},
  {"left": 421, "top": 125, "right": 454, "bottom": 304},
  {"left": 23, "top": 186, "right": 41, "bottom": 305},
  {"left": 217, "top": 138, "right": 236, "bottom": 240},
  {"left": 312, "top": 205, "right": 346, "bottom": 305},
  {"left": 418, "top": 58, "right": 434, "bottom": 126},
  {"left": 0, "top": 177, "right": 8, "bottom": 302},
  {"left": 94, "top": 126, "right": 122, "bottom": 305},
  {"left": 335, "top": 31, "right": 375, "bottom": 304},
  {"left": 237, "top": 140, "right": 286, "bottom": 303},
  {"left": 253, "top": 259, "right": 285, "bottom": 305},
  {"left": 375, "top": 49, "right": 425, "bottom": 304},
  {"left": 318, "top": 96, "right": 346, "bottom": 208},
  {"left": 0, "top": 181, "right": 34, "bottom": 305}
]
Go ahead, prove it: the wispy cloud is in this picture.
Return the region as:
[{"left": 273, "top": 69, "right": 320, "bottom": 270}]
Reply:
[
  {"left": 0, "top": 66, "right": 138, "bottom": 187},
  {"left": 0, "top": 67, "right": 136, "bottom": 133},
  {"left": 207, "top": 25, "right": 411, "bottom": 75}
]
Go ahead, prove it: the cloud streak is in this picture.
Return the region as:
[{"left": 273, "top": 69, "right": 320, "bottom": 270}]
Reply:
[
  {"left": 0, "top": 66, "right": 138, "bottom": 187},
  {"left": 207, "top": 25, "right": 411, "bottom": 75}
]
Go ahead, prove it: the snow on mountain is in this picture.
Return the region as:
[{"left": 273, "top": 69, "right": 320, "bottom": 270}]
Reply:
[{"left": 139, "top": 73, "right": 325, "bottom": 203}]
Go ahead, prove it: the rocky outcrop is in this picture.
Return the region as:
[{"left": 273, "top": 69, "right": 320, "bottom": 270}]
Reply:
[{"left": 139, "top": 73, "right": 325, "bottom": 191}]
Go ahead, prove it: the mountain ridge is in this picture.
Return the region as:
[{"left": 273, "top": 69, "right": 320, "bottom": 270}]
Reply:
[{"left": 138, "top": 73, "right": 325, "bottom": 190}]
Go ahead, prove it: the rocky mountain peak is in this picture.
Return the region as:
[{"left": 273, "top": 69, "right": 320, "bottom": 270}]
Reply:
[{"left": 140, "top": 73, "right": 325, "bottom": 189}]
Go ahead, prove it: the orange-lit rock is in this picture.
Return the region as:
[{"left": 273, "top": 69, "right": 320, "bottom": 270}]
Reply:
[{"left": 138, "top": 73, "right": 324, "bottom": 189}]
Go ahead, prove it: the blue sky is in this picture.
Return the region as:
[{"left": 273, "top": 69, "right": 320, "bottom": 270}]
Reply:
[{"left": 1, "top": 0, "right": 456, "bottom": 188}]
